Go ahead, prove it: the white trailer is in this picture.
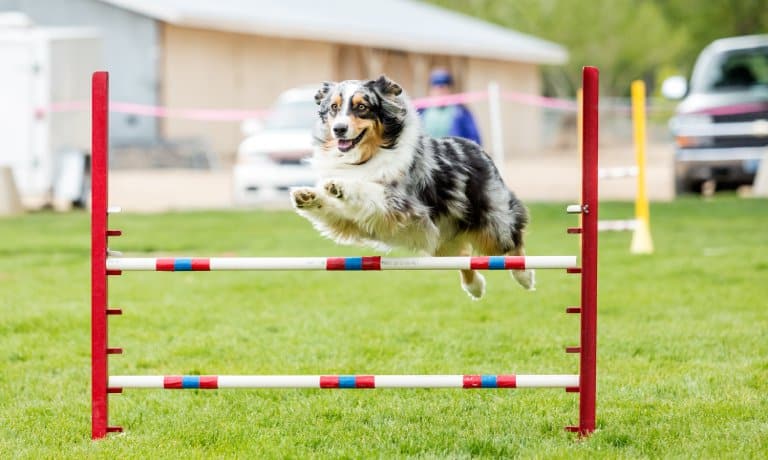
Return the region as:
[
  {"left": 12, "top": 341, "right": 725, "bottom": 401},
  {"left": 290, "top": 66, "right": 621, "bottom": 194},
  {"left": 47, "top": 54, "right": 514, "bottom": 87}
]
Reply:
[{"left": 0, "top": 17, "right": 101, "bottom": 208}]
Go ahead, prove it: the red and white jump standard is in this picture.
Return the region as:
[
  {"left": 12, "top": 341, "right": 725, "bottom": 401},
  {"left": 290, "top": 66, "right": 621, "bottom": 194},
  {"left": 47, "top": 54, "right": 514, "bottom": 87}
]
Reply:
[{"left": 91, "top": 67, "right": 599, "bottom": 439}]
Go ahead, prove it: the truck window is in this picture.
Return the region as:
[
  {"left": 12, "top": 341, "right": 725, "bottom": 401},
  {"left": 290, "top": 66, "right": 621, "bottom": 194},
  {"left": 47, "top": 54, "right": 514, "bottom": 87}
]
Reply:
[{"left": 702, "top": 47, "right": 768, "bottom": 91}]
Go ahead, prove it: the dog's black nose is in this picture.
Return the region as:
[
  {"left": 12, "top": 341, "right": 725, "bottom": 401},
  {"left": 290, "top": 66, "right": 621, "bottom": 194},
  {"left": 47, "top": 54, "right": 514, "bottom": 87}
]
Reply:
[{"left": 333, "top": 123, "right": 348, "bottom": 137}]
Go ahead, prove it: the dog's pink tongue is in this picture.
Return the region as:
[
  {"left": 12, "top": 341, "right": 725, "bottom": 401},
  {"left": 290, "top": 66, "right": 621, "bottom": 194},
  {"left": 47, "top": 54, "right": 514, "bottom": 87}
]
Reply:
[{"left": 338, "top": 139, "right": 353, "bottom": 150}]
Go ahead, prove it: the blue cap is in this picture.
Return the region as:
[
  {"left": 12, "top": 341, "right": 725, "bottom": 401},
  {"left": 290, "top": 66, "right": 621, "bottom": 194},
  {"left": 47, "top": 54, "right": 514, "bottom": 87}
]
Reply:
[{"left": 430, "top": 69, "right": 453, "bottom": 86}]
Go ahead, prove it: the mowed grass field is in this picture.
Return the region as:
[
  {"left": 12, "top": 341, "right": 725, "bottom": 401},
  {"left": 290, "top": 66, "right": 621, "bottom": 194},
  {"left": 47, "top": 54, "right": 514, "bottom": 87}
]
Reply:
[{"left": 1, "top": 196, "right": 767, "bottom": 458}]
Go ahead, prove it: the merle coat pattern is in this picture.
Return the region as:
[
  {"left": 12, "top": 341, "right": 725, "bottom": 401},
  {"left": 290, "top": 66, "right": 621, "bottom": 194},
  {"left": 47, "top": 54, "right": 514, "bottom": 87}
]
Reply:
[{"left": 290, "top": 76, "right": 533, "bottom": 299}]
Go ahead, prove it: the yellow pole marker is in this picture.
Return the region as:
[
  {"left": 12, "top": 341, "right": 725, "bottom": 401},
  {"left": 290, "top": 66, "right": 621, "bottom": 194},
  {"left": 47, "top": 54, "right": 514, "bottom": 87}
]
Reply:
[
  {"left": 577, "top": 88, "right": 583, "bottom": 233},
  {"left": 630, "top": 80, "right": 654, "bottom": 254},
  {"left": 577, "top": 88, "right": 583, "bottom": 163}
]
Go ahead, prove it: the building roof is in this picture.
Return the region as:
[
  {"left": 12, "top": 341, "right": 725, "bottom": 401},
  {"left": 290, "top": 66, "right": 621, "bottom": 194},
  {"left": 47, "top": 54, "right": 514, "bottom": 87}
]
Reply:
[{"left": 98, "top": 0, "right": 567, "bottom": 64}]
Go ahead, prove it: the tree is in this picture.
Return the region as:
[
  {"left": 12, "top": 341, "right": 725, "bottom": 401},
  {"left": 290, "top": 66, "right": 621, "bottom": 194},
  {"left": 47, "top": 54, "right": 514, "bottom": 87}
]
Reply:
[
  {"left": 651, "top": 0, "right": 768, "bottom": 74},
  {"left": 426, "top": 0, "right": 689, "bottom": 96}
]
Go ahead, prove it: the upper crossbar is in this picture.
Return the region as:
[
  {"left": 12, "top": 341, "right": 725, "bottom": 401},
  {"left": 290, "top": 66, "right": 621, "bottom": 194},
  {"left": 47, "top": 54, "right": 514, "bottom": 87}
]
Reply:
[{"left": 105, "top": 256, "right": 577, "bottom": 271}]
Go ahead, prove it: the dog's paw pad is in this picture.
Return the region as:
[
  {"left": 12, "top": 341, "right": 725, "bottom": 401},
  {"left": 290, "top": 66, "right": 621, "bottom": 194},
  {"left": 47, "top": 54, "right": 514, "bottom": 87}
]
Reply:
[
  {"left": 323, "top": 180, "right": 344, "bottom": 199},
  {"left": 291, "top": 188, "right": 319, "bottom": 208}
]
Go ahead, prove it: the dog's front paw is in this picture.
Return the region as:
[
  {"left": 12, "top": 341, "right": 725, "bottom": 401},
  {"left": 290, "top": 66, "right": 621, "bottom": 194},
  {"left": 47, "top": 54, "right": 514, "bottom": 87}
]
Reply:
[
  {"left": 290, "top": 187, "right": 321, "bottom": 209},
  {"left": 323, "top": 179, "right": 344, "bottom": 200}
]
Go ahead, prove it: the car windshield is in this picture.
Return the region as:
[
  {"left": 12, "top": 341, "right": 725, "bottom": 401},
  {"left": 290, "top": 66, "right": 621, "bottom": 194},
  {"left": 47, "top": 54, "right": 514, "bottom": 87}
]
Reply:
[
  {"left": 693, "top": 45, "right": 768, "bottom": 92},
  {"left": 263, "top": 99, "right": 317, "bottom": 130}
]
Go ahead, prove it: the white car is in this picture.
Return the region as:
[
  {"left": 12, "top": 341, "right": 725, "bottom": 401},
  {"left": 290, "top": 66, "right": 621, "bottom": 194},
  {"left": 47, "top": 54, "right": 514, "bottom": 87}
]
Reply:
[{"left": 233, "top": 86, "right": 318, "bottom": 205}]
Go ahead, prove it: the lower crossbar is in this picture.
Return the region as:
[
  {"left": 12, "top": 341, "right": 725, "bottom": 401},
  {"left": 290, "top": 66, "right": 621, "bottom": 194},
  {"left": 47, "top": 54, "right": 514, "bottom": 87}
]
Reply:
[{"left": 109, "top": 374, "right": 579, "bottom": 389}]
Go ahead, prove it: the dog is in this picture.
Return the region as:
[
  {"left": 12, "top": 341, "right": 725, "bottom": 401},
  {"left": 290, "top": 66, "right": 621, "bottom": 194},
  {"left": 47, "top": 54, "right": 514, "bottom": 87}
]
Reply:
[{"left": 290, "top": 75, "right": 533, "bottom": 299}]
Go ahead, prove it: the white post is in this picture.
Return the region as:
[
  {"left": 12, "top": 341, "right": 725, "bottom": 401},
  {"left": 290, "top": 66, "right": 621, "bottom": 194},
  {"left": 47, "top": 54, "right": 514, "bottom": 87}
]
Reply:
[
  {"left": 487, "top": 81, "right": 505, "bottom": 174},
  {"left": 753, "top": 151, "right": 768, "bottom": 197}
]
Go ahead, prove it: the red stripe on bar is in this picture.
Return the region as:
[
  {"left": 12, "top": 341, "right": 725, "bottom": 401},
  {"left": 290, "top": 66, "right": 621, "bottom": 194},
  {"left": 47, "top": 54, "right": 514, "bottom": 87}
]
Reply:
[
  {"left": 463, "top": 375, "right": 482, "bottom": 388},
  {"left": 504, "top": 256, "right": 526, "bottom": 270},
  {"left": 566, "top": 346, "right": 582, "bottom": 353},
  {"left": 106, "top": 426, "right": 123, "bottom": 433},
  {"left": 157, "top": 259, "right": 175, "bottom": 271},
  {"left": 164, "top": 376, "right": 183, "bottom": 389},
  {"left": 191, "top": 259, "right": 210, "bottom": 271},
  {"left": 496, "top": 375, "right": 517, "bottom": 388},
  {"left": 567, "top": 267, "right": 582, "bottom": 274},
  {"left": 356, "top": 375, "right": 375, "bottom": 388},
  {"left": 566, "top": 386, "right": 580, "bottom": 393},
  {"left": 326, "top": 258, "right": 345, "bottom": 271},
  {"left": 319, "top": 376, "right": 339, "bottom": 388},
  {"left": 567, "top": 227, "right": 583, "bottom": 234},
  {"left": 107, "top": 230, "right": 122, "bottom": 236},
  {"left": 199, "top": 375, "right": 218, "bottom": 389},
  {"left": 470, "top": 257, "right": 489, "bottom": 270},
  {"left": 361, "top": 256, "right": 381, "bottom": 270}
]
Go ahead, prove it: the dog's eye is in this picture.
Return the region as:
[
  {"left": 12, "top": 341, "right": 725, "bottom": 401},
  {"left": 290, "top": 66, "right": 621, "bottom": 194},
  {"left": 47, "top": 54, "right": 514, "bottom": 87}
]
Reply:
[
  {"left": 357, "top": 104, "right": 368, "bottom": 112},
  {"left": 330, "top": 103, "right": 338, "bottom": 112}
]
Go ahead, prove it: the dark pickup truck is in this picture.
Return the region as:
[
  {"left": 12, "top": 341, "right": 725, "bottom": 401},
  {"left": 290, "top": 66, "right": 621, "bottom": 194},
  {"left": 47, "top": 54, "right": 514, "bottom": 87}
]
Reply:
[{"left": 664, "top": 35, "right": 768, "bottom": 194}]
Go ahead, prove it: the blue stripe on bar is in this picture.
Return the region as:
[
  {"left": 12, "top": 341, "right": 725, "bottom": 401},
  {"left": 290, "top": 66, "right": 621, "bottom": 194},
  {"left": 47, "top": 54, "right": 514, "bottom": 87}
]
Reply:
[
  {"left": 338, "top": 375, "right": 356, "bottom": 388},
  {"left": 481, "top": 375, "right": 497, "bottom": 388},
  {"left": 182, "top": 375, "right": 200, "bottom": 389},
  {"left": 488, "top": 257, "right": 506, "bottom": 270},
  {"left": 174, "top": 258, "right": 192, "bottom": 271},
  {"left": 345, "top": 257, "right": 362, "bottom": 270}
]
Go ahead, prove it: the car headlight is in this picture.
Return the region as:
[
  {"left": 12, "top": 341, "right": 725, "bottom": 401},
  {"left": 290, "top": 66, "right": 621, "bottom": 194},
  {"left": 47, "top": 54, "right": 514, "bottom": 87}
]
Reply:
[{"left": 670, "top": 114, "right": 714, "bottom": 147}]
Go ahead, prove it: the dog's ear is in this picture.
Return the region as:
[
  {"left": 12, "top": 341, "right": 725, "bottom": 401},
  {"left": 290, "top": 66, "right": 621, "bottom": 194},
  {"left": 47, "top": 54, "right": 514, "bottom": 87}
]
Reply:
[
  {"left": 369, "top": 75, "right": 402, "bottom": 98},
  {"left": 315, "top": 81, "right": 334, "bottom": 105}
]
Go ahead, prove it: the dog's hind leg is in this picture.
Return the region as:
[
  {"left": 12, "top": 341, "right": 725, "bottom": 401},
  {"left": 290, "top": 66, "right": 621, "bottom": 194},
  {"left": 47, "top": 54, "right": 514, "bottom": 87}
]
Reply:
[
  {"left": 460, "top": 266, "right": 486, "bottom": 300},
  {"left": 467, "top": 228, "right": 534, "bottom": 291},
  {"left": 436, "top": 241, "right": 485, "bottom": 300},
  {"left": 508, "top": 245, "right": 535, "bottom": 291}
]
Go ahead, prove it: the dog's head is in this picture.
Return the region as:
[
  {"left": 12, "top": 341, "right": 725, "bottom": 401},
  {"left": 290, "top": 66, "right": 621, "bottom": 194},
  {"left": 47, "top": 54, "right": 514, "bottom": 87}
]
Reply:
[{"left": 313, "top": 75, "right": 408, "bottom": 165}]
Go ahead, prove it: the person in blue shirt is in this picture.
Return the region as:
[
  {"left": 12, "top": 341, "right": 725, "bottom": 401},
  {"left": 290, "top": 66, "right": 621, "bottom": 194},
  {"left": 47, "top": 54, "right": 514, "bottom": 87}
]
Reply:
[{"left": 419, "top": 69, "right": 482, "bottom": 145}]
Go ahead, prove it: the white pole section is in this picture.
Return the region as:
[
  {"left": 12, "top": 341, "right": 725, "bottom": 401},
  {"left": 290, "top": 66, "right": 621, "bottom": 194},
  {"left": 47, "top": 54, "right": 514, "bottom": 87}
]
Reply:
[{"left": 487, "top": 81, "right": 505, "bottom": 172}]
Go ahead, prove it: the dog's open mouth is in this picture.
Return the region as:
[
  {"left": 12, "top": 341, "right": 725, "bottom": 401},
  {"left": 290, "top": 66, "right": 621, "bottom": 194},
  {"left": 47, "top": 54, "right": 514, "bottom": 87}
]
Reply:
[{"left": 337, "top": 128, "right": 367, "bottom": 153}]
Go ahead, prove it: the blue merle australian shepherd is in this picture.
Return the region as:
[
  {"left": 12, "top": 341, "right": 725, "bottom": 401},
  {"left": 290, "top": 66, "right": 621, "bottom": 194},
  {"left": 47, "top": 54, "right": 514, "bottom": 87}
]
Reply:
[{"left": 290, "top": 75, "right": 533, "bottom": 299}]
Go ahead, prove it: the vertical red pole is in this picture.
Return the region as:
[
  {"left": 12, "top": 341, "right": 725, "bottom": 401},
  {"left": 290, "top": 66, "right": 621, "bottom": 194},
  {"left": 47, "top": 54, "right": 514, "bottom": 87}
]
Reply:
[
  {"left": 91, "top": 71, "right": 109, "bottom": 439},
  {"left": 579, "top": 66, "right": 599, "bottom": 435}
]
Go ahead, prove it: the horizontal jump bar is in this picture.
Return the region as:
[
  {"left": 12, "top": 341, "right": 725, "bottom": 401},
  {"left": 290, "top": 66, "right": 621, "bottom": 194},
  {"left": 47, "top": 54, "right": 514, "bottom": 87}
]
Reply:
[
  {"left": 597, "top": 219, "right": 638, "bottom": 232},
  {"left": 598, "top": 165, "right": 638, "bottom": 179},
  {"left": 105, "top": 256, "right": 577, "bottom": 271},
  {"left": 109, "top": 374, "right": 579, "bottom": 389}
]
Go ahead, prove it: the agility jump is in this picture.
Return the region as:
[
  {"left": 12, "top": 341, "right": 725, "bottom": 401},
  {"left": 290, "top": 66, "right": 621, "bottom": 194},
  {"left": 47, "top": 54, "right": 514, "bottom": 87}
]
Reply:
[{"left": 91, "top": 67, "right": 599, "bottom": 439}]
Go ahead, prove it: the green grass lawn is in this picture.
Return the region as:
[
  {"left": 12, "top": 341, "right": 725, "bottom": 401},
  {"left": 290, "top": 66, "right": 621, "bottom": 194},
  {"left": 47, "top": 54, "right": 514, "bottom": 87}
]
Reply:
[{"left": 1, "top": 196, "right": 767, "bottom": 458}]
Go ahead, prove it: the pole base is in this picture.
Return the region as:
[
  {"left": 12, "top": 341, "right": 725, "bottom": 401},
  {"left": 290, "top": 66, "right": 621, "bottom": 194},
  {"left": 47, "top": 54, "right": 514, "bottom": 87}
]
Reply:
[
  {"left": 752, "top": 152, "right": 768, "bottom": 197},
  {"left": 630, "top": 219, "right": 654, "bottom": 254}
]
